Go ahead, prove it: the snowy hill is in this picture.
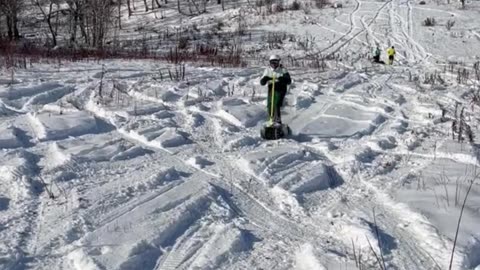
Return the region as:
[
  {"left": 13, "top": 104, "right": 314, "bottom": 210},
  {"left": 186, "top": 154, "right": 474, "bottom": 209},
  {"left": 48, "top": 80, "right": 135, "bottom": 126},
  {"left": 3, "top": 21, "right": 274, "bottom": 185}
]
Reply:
[{"left": 1, "top": 0, "right": 480, "bottom": 269}]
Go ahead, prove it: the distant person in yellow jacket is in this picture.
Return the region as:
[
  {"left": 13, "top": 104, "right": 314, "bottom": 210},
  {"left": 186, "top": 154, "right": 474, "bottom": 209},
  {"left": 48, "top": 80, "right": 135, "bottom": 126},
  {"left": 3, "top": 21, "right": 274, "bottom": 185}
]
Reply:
[{"left": 387, "top": 46, "right": 396, "bottom": 65}]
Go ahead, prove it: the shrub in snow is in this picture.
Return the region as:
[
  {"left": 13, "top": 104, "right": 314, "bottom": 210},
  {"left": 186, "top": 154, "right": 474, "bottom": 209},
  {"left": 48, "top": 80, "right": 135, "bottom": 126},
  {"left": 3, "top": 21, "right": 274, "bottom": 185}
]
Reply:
[
  {"left": 315, "top": 0, "right": 330, "bottom": 9},
  {"left": 255, "top": 0, "right": 273, "bottom": 7},
  {"left": 419, "top": 0, "right": 426, "bottom": 4},
  {"left": 177, "top": 36, "right": 189, "bottom": 50},
  {"left": 272, "top": 3, "right": 284, "bottom": 12},
  {"left": 423, "top": 17, "right": 436, "bottom": 26},
  {"left": 290, "top": 0, "right": 301, "bottom": 10},
  {"left": 216, "top": 21, "right": 224, "bottom": 30},
  {"left": 332, "top": 2, "right": 343, "bottom": 8},
  {"left": 446, "top": 19, "right": 455, "bottom": 30}
]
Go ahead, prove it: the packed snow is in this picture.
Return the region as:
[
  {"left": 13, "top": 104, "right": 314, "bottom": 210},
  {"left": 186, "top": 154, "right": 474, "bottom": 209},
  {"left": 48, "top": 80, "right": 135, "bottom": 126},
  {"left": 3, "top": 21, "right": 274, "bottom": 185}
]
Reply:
[{"left": 1, "top": 0, "right": 480, "bottom": 269}]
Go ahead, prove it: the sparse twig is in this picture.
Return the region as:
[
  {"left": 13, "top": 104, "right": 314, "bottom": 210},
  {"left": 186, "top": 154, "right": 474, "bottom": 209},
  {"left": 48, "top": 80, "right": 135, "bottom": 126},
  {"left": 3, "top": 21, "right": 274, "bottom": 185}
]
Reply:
[
  {"left": 372, "top": 208, "right": 387, "bottom": 270},
  {"left": 449, "top": 177, "right": 476, "bottom": 270},
  {"left": 366, "top": 237, "right": 384, "bottom": 270}
]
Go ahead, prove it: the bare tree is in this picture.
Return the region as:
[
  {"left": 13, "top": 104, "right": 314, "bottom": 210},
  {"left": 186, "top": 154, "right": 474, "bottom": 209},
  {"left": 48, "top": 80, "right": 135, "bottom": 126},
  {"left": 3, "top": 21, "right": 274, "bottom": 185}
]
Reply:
[
  {"left": 0, "top": 0, "right": 23, "bottom": 40},
  {"left": 65, "top": 0, "right": 89, "bottom": 46},
  {"left": 117, "top": 0, "right": 122, "bottom": 29},
  {"left": 143, "top": 0, "right": 149, "bottom": 11},
  {"left": 152, "top": 0, "right": 161, "bottom": 9},
  {"left": 126, "top": 0, "right": 133, "bottom": 17},
  {"left": 88, "top": 0, "right": 115, "bottom": 48},
  {"left": 64, "top": 0, "right": 114, "bottom": 48},
  {"left": 31, "top": 0, "right": 60, "bottom": 47},
  {"left": 0, "top": 14, "right": 4, "bottom": 39}
]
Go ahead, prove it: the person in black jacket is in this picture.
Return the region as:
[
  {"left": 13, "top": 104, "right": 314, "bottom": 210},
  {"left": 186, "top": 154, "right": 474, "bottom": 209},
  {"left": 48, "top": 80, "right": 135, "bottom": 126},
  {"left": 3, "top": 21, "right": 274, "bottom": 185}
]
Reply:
[{"left": 260, "top": 55, "right": 292, "bottom": 125}]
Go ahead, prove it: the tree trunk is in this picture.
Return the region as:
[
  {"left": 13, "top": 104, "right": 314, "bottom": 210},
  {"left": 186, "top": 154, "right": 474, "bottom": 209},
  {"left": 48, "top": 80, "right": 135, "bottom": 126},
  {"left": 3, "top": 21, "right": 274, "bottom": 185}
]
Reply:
[
  {"left": 3, "top": 7, "right": 20, "bottom": 40},
  {"left": 79, "top": 12, "right": 89, "bottom": 45},
  {"left": 12, "top": 13, "right": 19, "bottom": 40},
  {"left": 143, "top": 0, "right": 149, "bottom": 11},
  {"left": 0, "top": 16, "right": 4, "bottom": 39},
  {"left": 126, "top": 0, "right": 132, "bottom": 16},
  {"left": 46, "top": 3, "right": 57, "bottom": 47},
  {"left": 33, "top": 0, "right": 57, "bottom": 47},
  {"left": 118, "top": 0, "right": 122, "bottom": 29},
  {"left": 6, "top": 15, "right": 13, "bottom": 40},
  {"left": 70, "top": 12, "right": 78, "bottom": 45}
]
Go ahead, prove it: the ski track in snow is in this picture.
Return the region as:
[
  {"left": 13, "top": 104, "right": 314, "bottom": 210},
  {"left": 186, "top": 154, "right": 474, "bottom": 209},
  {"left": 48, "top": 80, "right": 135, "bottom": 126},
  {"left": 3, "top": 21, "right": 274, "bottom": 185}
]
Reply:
[{"left": 1, "top": 2, "right": 480, "bottom": 269}]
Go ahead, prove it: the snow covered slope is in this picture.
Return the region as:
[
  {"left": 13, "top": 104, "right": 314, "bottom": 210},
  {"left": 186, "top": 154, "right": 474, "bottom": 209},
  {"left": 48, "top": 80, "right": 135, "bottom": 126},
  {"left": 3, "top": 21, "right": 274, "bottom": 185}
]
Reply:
[{"left": 1, "top": 0, "right": 480, "bottom": 269}]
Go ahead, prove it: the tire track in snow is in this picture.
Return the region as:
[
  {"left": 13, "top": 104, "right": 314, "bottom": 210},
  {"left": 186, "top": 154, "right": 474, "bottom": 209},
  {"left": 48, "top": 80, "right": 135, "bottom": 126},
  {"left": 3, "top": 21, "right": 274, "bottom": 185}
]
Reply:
[
  {"left": 361, "top": 15, "right": 380, "bottom": 48},
  {"left": 85, "top": 93, "right": 346, "bottom": 269},
  {"left": 296, "top": 70, "right": 460, "bottom": 269},
  {"left": 311, "top": 0, "right": 361, "bottom": 56},
  {"left": 312, "top": 142, "right": 451, "bottom": 269},
  {"left": 305, "top": 0, "right": 391, "bottom": 59},
  {"left": 333, "top": 93, "right": 465, "bottom": 269},
  {"left": 387, "top": 0, "right": 428, "bottom": 63},
  {"left": 0, "top": 151, "right": 54, "bottom": 269},
  {"left": 357, "top": 177, "right": 455, "bottom": 270}
]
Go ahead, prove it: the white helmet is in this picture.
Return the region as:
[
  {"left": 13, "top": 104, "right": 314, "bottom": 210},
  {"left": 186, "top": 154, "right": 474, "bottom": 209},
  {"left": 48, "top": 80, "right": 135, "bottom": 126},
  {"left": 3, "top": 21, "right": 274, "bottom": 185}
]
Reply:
[{"left": 269, "top": 54, "right": 281, "bottom": 61}]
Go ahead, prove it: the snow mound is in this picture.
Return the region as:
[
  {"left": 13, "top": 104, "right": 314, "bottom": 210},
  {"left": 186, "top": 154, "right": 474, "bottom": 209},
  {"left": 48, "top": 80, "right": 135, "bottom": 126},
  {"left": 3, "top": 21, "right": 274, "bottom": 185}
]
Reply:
[
  {"left": 295, "top": 243, "right": 326, "bottom": 270},
  {"left": 41, "top": 143, "right": 72, "bottom": 172},
  {"left": 239, "top": 146, "right": 343, "bottom": 195},
  {"left": 153, "top": 110, "right": 175, "bottom": 119},
  {"left": 81, "top": 181, "right": 212, "bottom": 268},
  {"left": 290, "top": 100, "right": 384, "bottom": 139},
  {"left": 187, "top": 156, "right": 215, "bottom": 169},
  {"left": 377, "top": 136, "right": 398, "bottom": 150},
  {"left": 332, "top": 73, "right": 366, "bottom": 93},
  {"left": 156, "top": 128, "right": 191, "bottom": 148},
  {"left": 136, "top": 167, "right": 189, "bottom": 190},
  {"left": 126, "top": 102, "right": 165, "bottom": 116},
  {"left": 0, "top": 196, "right": 10, "bottom": 211},
  {"left": 0, "top": 100, "right": 19, "bottom": 116},
  {"left": 0, "top": 150, "right": 40, "bottom": 199},
  {"left": 205, "top": 79, "right": 228, "bottom": 96},
  {"left": 111, "top": 146, "right": 154, "bottom": 161},
  {"left": 395, "top": 157, "right": 480, "bottom": 268},
  {"left": 123, "top": 121, "right": 191, "bottom": 149},
  {"left": 27, "top": 111, "right": 99, "bottom": 141},
  {"left": 117, "top": 241, "right": 161, "bottom": 270},
  {"left": 58, "top": 136, "right": 131, "bottom": 162},
  {"left": 297, "top": 116, "right": 379, "bottom": 139},
  {"left": 188, "top": 223, "right": 251, "bottom": 269},
  {"left": 220, "top": 103, "right": 265, "bottom": 128},
  {"left": 224, "top": 135, "right": 257, "bottom": 151},
  {"left": 0, "top": 82, "right": 63, "bottom": 100},
  {"left": 160, "top": 89, "right": 182, "bottom": 102},
  {"left": 66, "top": 249, "right": 101, "bottom": 270},
  {"left": 0, "top": 124, "right": 22, "bottom": 149},
  {"left": 22, "top": 85, "right": 75, "bottom": 110},
  {"left": 294, "top": 92, "right": 316, "bottom": 109},
  {"left": 324, "top": 103, "right": 383, "bottom": 122}
]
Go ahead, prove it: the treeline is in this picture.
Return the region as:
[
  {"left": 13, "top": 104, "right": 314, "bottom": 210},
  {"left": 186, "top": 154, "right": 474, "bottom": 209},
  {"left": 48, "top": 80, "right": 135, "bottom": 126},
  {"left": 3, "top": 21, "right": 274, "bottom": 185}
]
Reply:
[{"left": 0, "top": 0, "right": 225, "bottom": 49}]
